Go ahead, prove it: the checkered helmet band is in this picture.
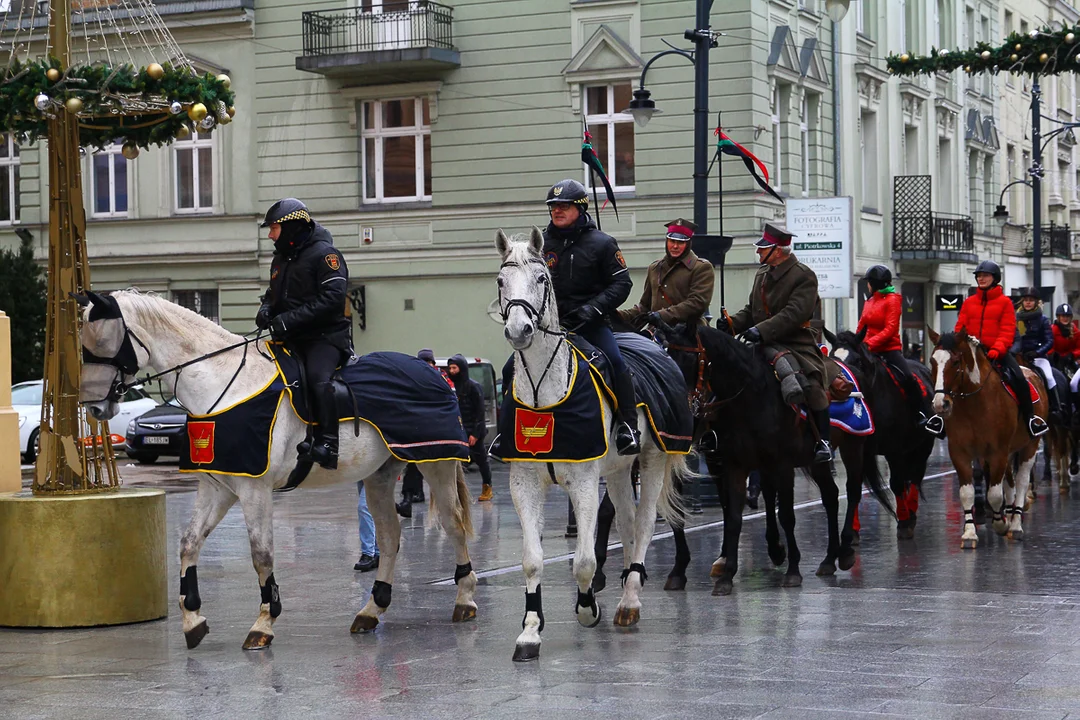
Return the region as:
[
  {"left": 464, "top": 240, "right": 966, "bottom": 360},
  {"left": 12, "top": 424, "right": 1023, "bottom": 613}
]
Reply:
[{"left": 275, "top": 209, "right": 311, "bottom": 224}]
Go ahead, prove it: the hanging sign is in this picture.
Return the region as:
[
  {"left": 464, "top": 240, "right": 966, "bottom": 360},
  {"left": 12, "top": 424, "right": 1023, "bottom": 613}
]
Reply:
[{"left": 786, "top": 197, "right": 854, "bottom": 299}]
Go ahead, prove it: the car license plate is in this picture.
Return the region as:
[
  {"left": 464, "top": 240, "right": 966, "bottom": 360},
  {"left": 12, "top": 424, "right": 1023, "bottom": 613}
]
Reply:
[{"left": 144, "top": 436, "right": 169, "bottom": 445}]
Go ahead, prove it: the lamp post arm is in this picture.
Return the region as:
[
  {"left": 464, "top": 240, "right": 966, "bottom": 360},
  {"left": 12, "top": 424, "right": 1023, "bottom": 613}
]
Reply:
[
  {"left": 1039, "top": 124, "right": 1080, "bottom": 156},
  {"left": 998, "top": 179, "right": 1034, "bottom": 206},
  {"left": 637, "top": 48, "right": 695, "bottom": 90}
]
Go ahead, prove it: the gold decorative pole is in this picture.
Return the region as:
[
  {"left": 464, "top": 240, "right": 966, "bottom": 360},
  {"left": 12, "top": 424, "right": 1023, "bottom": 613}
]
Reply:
[{"left": 33, "top": 0, "right": 118, "bottom": 494}]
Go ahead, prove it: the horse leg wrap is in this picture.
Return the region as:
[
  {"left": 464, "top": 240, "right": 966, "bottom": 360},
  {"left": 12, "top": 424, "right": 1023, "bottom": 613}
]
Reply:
[
  {"left": 963, "top": 509, "right": 975, "bottom": 526},
  {"left": 620, "top": 563, "right": 648, "bottom": 587},
  {"left": 180, "top": 566, "right": 201, "bottom": 612},
  {"left": 576, "top": 588, "right": 598, "bottom": 613},
  {"left": 523, "top": 586, "right": 545, "bottom": 632},
  {"left": 454, "top": 562, "right": 473, "bottom": 584},
  {"left": 371, "top": 580, "right": 392, "bottom": 609},
  {"left": 260, "top": 573, "right": 282, "bottom": 618}
]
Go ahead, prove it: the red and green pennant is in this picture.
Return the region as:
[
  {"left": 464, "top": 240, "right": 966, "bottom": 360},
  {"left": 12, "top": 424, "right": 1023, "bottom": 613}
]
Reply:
[{"left": 715, "top": 129, "right": 784, "bottom": 204}]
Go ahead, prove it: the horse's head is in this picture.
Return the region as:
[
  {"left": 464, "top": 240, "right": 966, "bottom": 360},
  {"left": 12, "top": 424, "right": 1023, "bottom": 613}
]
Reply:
[
  {"left": 77, "top": 290, "right": 148, "bottom": 420},
  {"left": 828, "top": 326, "right": 873, "bottom": 375},
  {"left": 927, "top": 326, "right": 981, "bottom": 418},
  {"left": 657, "top": 321, "right": 700, "bottom": 390},
  {"left": 495, "top": 227, "right": 555, "bottom": 351}
]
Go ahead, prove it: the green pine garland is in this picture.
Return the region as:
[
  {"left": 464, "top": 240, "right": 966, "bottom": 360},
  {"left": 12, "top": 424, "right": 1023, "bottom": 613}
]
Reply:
[
  {"left": 887, "top": 22, "right": 1080, "bottom": 77},
  {"left": 0, "top": 58, "right": 236, "bottom": 150}
]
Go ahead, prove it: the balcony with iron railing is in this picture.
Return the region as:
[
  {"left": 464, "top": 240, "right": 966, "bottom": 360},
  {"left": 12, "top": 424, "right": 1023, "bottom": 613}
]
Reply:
[
  {"left": 296, "top": 2, "right": 460, "bottom": 79},
  {"left": 1024, "top": 223, "right": 1073, "bottom": 260},
  {"left": 891, "top": 211, "right": 978, "bottom": 263}
]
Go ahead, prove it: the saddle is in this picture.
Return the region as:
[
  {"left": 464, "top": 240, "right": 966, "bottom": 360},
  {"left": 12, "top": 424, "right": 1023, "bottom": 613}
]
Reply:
[
  {"left": 882, "top": 361, "right": 930, "bottom": 400},
  {"left": 1000, "top": 375, "right": 1041, "bottom": 405}
]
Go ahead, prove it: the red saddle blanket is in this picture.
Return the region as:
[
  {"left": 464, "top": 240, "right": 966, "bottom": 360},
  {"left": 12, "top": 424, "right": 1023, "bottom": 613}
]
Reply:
[{"left": 1002, "top": 378, "right": 1041, "bottom": 405}]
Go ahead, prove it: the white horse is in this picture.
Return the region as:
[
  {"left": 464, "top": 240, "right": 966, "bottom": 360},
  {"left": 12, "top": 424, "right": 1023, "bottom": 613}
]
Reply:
[
  {"left": 495, "top": 228, "right": 687, "bottom": 662},
  {"left": 78, "top": 290, "right": 478, "bottom": 650}
]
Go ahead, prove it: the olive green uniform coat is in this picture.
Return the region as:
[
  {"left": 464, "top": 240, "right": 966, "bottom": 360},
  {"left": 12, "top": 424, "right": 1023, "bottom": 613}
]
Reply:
[{"left": 619, "top": 250, "right": 715, "bottom": 326}]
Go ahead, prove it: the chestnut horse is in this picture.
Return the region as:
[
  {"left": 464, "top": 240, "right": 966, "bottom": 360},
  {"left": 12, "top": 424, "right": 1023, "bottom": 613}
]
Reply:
[{"left": 928, "top": 329, "right": 1048, "bottom": 547}]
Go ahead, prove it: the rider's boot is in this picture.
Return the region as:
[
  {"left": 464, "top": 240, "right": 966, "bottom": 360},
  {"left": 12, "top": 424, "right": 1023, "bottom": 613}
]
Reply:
[
  {"left": 310, "top": 383, "right": 340, "bottom": 470},
  {"left": 614, "top": 369, "right": 641, "bottom": 456},
  {"left": 812, "top": 408, "right": 832, "bottom": 464},
  {"left": 1048, "top": 385, "right": 1064, "bottom": 424}
]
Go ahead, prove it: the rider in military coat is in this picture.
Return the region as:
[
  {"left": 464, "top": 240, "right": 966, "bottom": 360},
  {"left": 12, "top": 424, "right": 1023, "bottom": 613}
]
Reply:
[{"left": 619, "top": 218, "right": 714, "bottom": 329}]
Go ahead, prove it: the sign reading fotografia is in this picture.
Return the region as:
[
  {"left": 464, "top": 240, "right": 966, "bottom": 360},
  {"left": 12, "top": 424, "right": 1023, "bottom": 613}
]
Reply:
[{"left": 786, "top": 197, "right": 854, "bottom": 299}]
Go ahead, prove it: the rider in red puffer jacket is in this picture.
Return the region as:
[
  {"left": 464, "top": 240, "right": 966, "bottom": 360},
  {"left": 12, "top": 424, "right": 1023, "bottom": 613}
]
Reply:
[{"left": 948, "top": 260, "right": 1046, "bottom": 437}]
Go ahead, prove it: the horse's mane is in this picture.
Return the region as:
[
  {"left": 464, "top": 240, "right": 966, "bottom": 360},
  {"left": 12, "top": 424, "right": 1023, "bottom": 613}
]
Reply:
[
  {"left": 696, "top": 325, "right": 769, "bottom": 389},
  {"left": 937, "top": 332, "right": 959, "bottom": 351},
  {"left": 112, "top": 289, "right": 242, "bottom": 346},
  {"left": 504, "top": 235, "right": 545, "bottom": 268},
  {"left": 834, "top": 329, "right": 861, "bottom": 348}
]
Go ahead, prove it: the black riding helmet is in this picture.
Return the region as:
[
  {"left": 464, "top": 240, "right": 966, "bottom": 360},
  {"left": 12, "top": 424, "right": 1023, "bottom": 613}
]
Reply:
[
  {"left": 864, "top": 265, "right": 892, "bottom": 292},
  {"left": 973, "top": 259, "right": 1001, "bottom": 285},
  {"left": 1019, "top": 286, "right": 1040, "bottom": 301},
  {"left": 1056, "top": 303, "right": 1074, "bottom": 318},
  {"left": 546, "top": 179, "right": 589, "bottom": 209},
  {"left": 261, "top": 197, "right": 311, "bottom": 227}
]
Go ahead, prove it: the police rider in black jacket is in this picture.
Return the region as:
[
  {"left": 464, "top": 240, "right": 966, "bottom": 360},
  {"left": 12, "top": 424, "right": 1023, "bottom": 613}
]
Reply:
[
  {"left": 256, "top": 198, "right": 350, "bottom": 470},
  {"left": 543, "top": 179, "right": 640, "bottom": 455}
]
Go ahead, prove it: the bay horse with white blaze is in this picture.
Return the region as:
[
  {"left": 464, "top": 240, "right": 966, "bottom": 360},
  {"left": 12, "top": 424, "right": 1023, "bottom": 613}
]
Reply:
[
  {"left": 495, "top": 228, "right": 688, "bottom": 662},
  {"left": 79, "top": 290, "right": 478, "bottom": 649},
  {"left": 929, "top": 328, "right": 1047, "bottom": 547}
]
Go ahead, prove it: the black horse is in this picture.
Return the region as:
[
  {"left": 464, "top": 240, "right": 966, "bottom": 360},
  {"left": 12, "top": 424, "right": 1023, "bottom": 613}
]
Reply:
[
  {"left": 825, "top": 328, "right": 935, "bottom": 539},
  {"left": 653, "top": 322, "right": 893, "bottom": 595}
]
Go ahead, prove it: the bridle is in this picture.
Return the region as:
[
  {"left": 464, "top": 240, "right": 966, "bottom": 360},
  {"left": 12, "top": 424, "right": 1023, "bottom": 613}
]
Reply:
[
  {"left": 498, "top": 257, "right": 571, "bottom": 404},
  {"left": 667, "top": 330, "right": 744, "bottom": 417},
  {"left": 933, "top": 344, "right": 985, "bottom": 401}
]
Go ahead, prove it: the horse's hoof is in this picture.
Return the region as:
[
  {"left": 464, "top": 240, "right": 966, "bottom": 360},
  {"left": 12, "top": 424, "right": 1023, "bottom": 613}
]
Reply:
[
  {"left": 613, "top": 606, "right": 640, "bottom": 627},
  {"left": 184, "top": 619, "right": 209, "bottom": 650},
  {"left": 782, "top": 573, "right": 803, "bottom": 588},
  {"left": 849, "top": 531, "right": 861, "bottom": 547},
  {"left": 591, "top": 571, "right": 606, "bottom": 594},
  {"left": 663, "top": 574, "right": 687, "bottom": 592},
  {"left": 512, "top": 643, "right": 540, "bottom": 662},
  {"left": 242, "top": 631, "right": 273, "bottom": 650},
  {"left": 768, "top": 545, "right": 787, "bottom": 567},
  {"left": 709, "top": 558, "right": 727, "bottom": 577},
  {"left": 816, "top": 561, "right": 836, "bottom": 577},
  {"left": 896, "top": 525, "right": 915, "bottom": 540},
  {"left": 960, "top": 537, "right": 978, "bottom": 550},
  {"left": 576, "top": 602, "right": 602, "bottom": 629},
  {"left": 1007, "top": 529, "right": 1025, "bottom": 542},
  {"left": 992, "top": 522, "right": 1008, "bottom": 537},
  {"left": 712, "top": 577, "right": 733, "bottom": 596},
  {"left": 838, "top": 551, "right": 856, "bottom": 572},
  {"left": 452, "top": 604, "right": 477, "bottom": 623},
  {"left": 350, "top": 614, "right": 379, "bottom": 634}
]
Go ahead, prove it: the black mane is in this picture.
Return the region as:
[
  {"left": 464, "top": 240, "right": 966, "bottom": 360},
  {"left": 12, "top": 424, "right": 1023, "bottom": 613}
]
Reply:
[
  {"left": 937, "top": 332, "right": 958, "bottom": 351},
  {"left": 695, "top": 325, "right": 770, "bottom": 390}
]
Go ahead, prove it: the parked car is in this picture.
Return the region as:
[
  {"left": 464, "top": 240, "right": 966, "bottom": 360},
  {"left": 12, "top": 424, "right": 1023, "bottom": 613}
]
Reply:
[
  {"left": 13, "top": 380, "right": 157, "bottom": 464},
  {"left": 124, "top": 398, "right": 187, "bottom": 464},
  {"left": 434, "top": 357, "right": 498, "bottom": 444}
]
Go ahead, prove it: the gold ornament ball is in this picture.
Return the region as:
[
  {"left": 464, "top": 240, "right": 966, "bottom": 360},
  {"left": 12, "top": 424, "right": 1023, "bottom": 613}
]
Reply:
[
  {"left": 964, "top": 65, "right": 971, "bottom": 73},
  {"left": 980, "top": 50, "right": 991, "bottom": 60},
  {"left": 1016, "top": 43, "right": 1023, "bottom": 51},
  {"left": 227, "top": 106, "right": 236, "bottom": 118},
  {"left": 46, "top": 68, "right": 60, "bottom": 82},
  {"left": 1011, "top": 54, "right": 1019, "bottom": 62},
  {"left": 900, "top": 53, "right": 910, "bottom": 63},
  {"left": 187, "top": 103, "right": 207, "bottom": 122},
  {"left": 147, "top": 63, "right": 165, "bottom": 80},
  {"left": 64, "top": 97, "right": 83, "bottom": 115},
  {"left": 218, "top": 113, "right": 232, "bottom": 125},
  {"left": 175, "top": 124, "right": 191, "bottom": 140},
  {"left": 1040, "top": 53, "right": 1050, "bottom": 63},
  {"left": 1068, "top": 33, "right": 1076, "bottom": 44},
  {"left": 121, "top": 143, "right": 140, "bottom": 160},
  {"left": 216, "top": 73, "right": 231, "bottom": 89}
]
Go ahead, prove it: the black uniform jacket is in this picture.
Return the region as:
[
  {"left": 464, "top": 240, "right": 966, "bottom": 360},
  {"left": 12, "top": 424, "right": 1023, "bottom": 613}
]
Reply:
[
  {"left": 265, "top": 223, "right": 351, "bottom": 348},
  {"left": 542, "top": 214, "right": 632, "bottom": 326}
]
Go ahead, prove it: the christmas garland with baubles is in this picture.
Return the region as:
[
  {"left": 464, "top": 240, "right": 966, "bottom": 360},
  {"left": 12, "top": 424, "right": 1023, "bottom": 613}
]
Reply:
[
  {"left": 887, "top": 24, "right": 1080, "bottom": 77},
  {"left": 0, "top": 59, "right": 236, "bottom": 157}
]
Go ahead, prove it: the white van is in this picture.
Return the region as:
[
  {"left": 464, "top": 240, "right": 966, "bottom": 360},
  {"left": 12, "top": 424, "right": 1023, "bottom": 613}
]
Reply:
[{"left": 434, "top": 357, "right": 499, "bottom": 444}]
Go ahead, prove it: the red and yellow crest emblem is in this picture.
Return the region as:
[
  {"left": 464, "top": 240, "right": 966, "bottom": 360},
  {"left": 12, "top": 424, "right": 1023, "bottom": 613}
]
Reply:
[
  {"left": 615, "top": 251, "right": 626, "bottom": 268},
  {"left": 188, "top": 421, "right": 216, "bottom": 464},
  {"left": 514, "top": 408, "right": 555, "bottom": 456},
  {"left": 325, "top": 253, "right": 340, "bottom": 271}
]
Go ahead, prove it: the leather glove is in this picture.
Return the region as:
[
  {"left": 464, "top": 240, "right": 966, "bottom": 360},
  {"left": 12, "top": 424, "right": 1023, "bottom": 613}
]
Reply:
[
  {"left": 256, "top": 304, "right": 272, "bottom": 330},
  {"left": 643, "top": 311, "right": 663, "bottom": 327},
  {"left": 987, "top": 348, "right": 1001, "bottom": 361},
  {"left": 571, "top": 304, "right": 603, "bottom": 326},
  {"left": 269, "top": 315, "right": 289, "bottom": 340},
  {"left": 1022, "top": 350, "right": 1037, "bottom": 363},
  {"left": 743, "top": 326, "right": 763, "bottom": 344}
]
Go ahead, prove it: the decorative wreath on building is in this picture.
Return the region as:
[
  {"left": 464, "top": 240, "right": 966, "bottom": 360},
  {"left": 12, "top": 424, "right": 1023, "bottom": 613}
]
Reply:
[{"left": 887, "top": 24, "right": 1080, "bottom": 77}]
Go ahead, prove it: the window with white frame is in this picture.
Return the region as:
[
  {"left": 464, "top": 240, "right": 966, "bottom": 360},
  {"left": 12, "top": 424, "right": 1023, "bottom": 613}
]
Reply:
[
  {"left": 361, "top": 97, "right": 431, "bottom": 203},
  {"left": 91, "top": 141, "right": 128, "bottom": 218},
  {"left": 771, "top": 85, "right": 783, "bottom": 193},
  {"left": 799, "top": 95, "right": 810, "bottom": 196},
  {"left": 173, "top": 290, "right": 219, "bottom": 323},
  {"left": 0, "top": 134, "right": 17, "bottom": 224},
  {"left": 584, "top": 84, "right": 635, "bottom": 192},
  {"left": 174, "top": 130, "right": 213, "bottom": 213}
]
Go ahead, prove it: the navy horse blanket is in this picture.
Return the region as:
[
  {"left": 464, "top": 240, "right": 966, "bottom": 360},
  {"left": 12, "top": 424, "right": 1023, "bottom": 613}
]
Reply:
[{"left": 180, "top": 344, "right": 469, "bottom": 477}]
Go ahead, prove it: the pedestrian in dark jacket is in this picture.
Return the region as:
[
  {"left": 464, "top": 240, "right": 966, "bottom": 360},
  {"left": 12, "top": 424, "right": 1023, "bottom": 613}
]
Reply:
[
  {"left": 256, "top": 198, "right": 349, "bottom": 469},
  {"left": 447, "top": 354, "right": 493, "bottom": 501}
]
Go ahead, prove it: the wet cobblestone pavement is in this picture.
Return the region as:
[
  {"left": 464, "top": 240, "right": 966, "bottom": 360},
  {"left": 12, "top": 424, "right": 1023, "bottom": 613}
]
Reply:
[{"left": 4, "top": 447, "right": 1080, "bottom": 719}]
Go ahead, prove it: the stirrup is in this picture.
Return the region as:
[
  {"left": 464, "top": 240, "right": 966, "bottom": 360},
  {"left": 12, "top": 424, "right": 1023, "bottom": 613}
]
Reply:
[
  {"left": 1029, "top": 416, "right": 1049, "bottom": 437},
  {"left": 924, "top": 415, "right": 945, "bottom": 437},
  {"left": 616, "top": 424, "right": 641, "bottom": 456},
  {"left": 813, "top": 440, "right": 832, "bottom": 464},
  {"left": 697, "top": 430, "right": 719, "bottom": 454},
  {"left": 311, "top": 443, "right": 338, "bottom": 470}
]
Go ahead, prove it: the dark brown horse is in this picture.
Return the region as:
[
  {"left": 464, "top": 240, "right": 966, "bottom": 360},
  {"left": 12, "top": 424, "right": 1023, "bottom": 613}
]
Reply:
[{"left": 928, "top": 329, "right": 1048, "bottom": 546}]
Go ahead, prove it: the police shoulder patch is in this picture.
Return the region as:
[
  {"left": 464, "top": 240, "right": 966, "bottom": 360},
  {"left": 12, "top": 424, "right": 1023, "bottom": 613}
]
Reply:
[
  {"left": 615, "top": 250, "right": 627, "bottom": 268},
  {"left": 545, "top": 251, "right": 558, "bottom": 268},
  {"left": 325, "top": 253, "right": 340, "bottom": 271}
]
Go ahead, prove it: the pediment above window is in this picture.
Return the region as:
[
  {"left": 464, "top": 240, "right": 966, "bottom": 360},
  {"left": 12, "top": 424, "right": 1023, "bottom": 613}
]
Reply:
[{"left": 563, "top": 24, "right": 643, "bottom": 112}]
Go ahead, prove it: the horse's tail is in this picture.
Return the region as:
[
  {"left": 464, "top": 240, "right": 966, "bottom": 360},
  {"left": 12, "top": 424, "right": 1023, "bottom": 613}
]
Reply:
[
  {"left": 862, "top": 452, "right": 897, "bottom": 519},
  {"left": 657, "top": 452, "right": 692, "bottom": 523}
]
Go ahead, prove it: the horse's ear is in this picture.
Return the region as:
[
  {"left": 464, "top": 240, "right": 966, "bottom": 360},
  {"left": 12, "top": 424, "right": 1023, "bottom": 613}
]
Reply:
[
  {"left": 822, "top": 327, "right": 838, "bottom": 346},
  {"left": 495, "top": 229, "right": 510, "bottom": 258},
  {"left": 528, "top": 226, "right": 544, "bottom": 256},
  {"left": 927, "top": 327, "right": 941, "bottom": 345},
  {"left": 70, "top": 292, "right": 90, "bottom": 307},
  {"left": 855, "top": 325, "right": 868, "bottom": 344}
]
